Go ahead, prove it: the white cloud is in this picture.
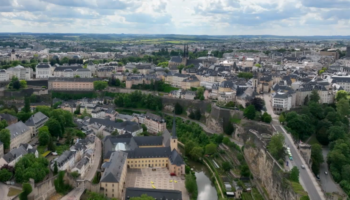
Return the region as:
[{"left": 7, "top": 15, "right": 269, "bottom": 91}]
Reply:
[{"left": 0, "top": 0, "right": 349, "bottom": 35}]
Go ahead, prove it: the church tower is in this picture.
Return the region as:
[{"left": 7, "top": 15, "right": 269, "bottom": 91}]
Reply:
[
  {"left": 170, "top": 117, "right": 178, "bottom": 151},
  {"left": 10, "top": 49, "right": 16, "bottom": 61}
]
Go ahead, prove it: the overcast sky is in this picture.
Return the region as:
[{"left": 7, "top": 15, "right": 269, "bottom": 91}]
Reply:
[{"left": 1, "top": 0, "right": 350, "bottom": 35}]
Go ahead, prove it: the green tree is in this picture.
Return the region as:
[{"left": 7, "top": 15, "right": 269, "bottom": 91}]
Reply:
[
  {"left": 194, "top": 109, "right": 201, "bottom": 120},
  {"left": 261, "top": 112, "right": 272, "bottom": 123},
  {"left": 289, "top": 166, "right": 299, "bottom": 182},
  {"left": 54, "top": 161, "right": 58, "bottom": 175},
  {"left": 336, "top": 90, "right": 348, "bottom": 102},
  {"left": 267, "top": 133, "right": 285, "bottom": 160},
  {"left": 45, "top": 118, "right": 63, "bottom": 138},
  {"left": 279, "top": 114, "right": 286, "bottom": 124},
  {"left": 222, "top": 161, "right": 232, "bottom": 172},
  {"left": 177, "top": 64, "right": 185, "bottom": 73},
  {"left": 47, "top": 137, "right": 56, "bottom": 152},
  {"left": 240, "top": 164, "right": 250, "bottom": 177},
  {"left": 20, "top": 80, "right": 27, "bottom": 89},
  {"left": 185, "top": 174, "right": 198, "bottom": 197},
  {"left": 174, "top": 103, "right": 183, "bottom": 115},
  {"left": 185, "top": 140, "right": 195, "bottom": 156},
  {"left": 0, "top": 129, "right": 11, "bottom": 149},
  {"left": 310, "top": 90, "right": 320, "bottom": 103},
  {"left": 70, "top": 171, "right": 80, "bottom": 179},
  {"left": 243, "top": 105, "right": 256, "bottom": 120},
  {"left": 132, "top": 68, "right": 139, "bottom": 74},
  {"left": 238, "top": 72, "right": 253, "bottom": 79},
  {"left": 205, "top": 143, "right": 217, "bottom": 155},
  {"left": 327, "top": 126, "right": 346, "bottom": 142},
  {"left": 0, "top": 169, "right": 12, "bottom": 182},
  {"left": 19, "top": 183, "right": 32, "bottom": 200},
  {"left": 189, "top": 146, "right": 203, "bottom": 161},
  {"left": 311, "top": 144, "right": 324, "bottom": 175},
  {"left": 38, "top": 127, "right": 51, "bottom": 146},
  {"left": 188, "top": 111, "right": 195, "bottom": 119},
  {"left": 22, "top": 97, "right": 31, "bottom": 113},
  {"left": 141, "top": 124, "right": 147, "bottom": 132},
  {"left": 93, "top": 81, "right": 108, "bottom": 91},
  {"left": 337, "top": 99, "right": 350, "bottom": 117},
  {"left": 223, "top": 120, "right": 234, "bottom": 135},
  {"left": 111, "top": 129, "right": 119, "bottom": 136}
]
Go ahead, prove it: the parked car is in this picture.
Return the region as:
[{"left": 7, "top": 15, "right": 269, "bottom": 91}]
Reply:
[
  {"left": 325, "top": 171, "right": 328, "bottom": 175},
  {"left": 301, "top": 165, "right": 305, "bottom": 169},
  {"left": 52, "top": 152, "right": 58, "bottom": 156}
]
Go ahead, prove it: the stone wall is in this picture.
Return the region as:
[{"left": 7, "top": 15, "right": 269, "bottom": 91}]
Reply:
[
  {"left": 242, "top": 129, "right": 302, "bottom": 200},
  {"left": 206, "top": 104, "right": 243, "bottom": 133},
  {"left": 27, "top": 175, "right": 58, "bottom": 200}
]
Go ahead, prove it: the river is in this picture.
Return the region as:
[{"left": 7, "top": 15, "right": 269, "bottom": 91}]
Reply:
[{"left": 187, "top": 159, "right": 218, "bottom": 200}]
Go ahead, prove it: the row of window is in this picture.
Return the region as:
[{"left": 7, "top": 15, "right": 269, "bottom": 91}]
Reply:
[
  {"left": 128, "top": 160, "right": 166, "bottom": 163},
  {"left": 130, "top": 164, "right": 166, "bottom": 167}
]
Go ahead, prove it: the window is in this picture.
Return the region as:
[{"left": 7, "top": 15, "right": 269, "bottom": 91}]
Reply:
[
  {"left": 112, "top": 189, "right": 114, "bottom": 192},
  {"left": 112, "top": 184, "right": 114, "bottom": 186}
]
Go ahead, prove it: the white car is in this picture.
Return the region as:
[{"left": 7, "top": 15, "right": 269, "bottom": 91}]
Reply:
[
  {"left": 325, "top": 171, "right": 328, "bottom": 175},
  {"left": 301, "top": 165, "right": 305, "bottom": 169}
]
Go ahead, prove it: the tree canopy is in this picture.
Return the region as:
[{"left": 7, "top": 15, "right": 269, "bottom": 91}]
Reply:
[
  {"left": 0, "top": 129, "right": 11, "bottom": 149},
  {"left": 93, "top": 81, "right": 108, "bottom": 91}
]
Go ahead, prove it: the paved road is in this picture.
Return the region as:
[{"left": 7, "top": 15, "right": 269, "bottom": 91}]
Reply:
[
  {"left": 85, "top": 137, "right": 102, "bottom": 181},
  {"left": 0, "top": 182, "right": 9, "bottom": 200},
  {"left": 273, "top": 122, "right": 324, "bottom": 200},
  {"left": 264, "top": 92, "right": 324, "bottom": 200},
  {"left": 319, "top": 148, "right": 344, "bottom": 195}
]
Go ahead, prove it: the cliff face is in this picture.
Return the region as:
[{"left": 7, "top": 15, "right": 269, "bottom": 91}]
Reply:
[
  {"left": 205, "top": 104, "right": 243, "bottom": 133},
  {"left": 242, "top": 130, "right": 302, "bottom": 200}
]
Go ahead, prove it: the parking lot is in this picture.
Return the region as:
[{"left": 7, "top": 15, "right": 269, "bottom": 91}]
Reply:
[{"left": 125, "top": 168, "right": 189, "bottom": 200}]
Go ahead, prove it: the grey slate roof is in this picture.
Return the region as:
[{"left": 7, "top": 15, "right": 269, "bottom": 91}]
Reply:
[
  {"left": 6, "top": 121, "right": 30, "bottom": 139},
  {"left": 89, "top": 118, "right": 141, "bottom": 133},
  {"left": 125, "top": 147, "right": 172, "bottom": 159},
  {"left": 125, "top": 187, "right": 182, "bottom": 200},
  {"left": 169, "top": 149, "right": 185, "bottom": 166},
  {"left": 0, "top": 113, "right": 18, "bottom": 122},
  {"left": 25, "top": 112, "right": 48, "bottom": 126},
  {"left": 36, "top": 63, "right": 51, "bottom": 68},
  {"left": 100, "top": 151, "right": 128, "bottom": 183},
  {"left": 2, "top": 145, "right": 28, "bottom": 163},
  {"left": 170, "top": 56, "right": 183, "bottom": 63}
]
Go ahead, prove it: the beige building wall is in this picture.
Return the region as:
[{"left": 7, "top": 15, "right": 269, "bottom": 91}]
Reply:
[
  {"left": 218, "top": 87, "right": 233, "bottom": 93},
  {"left": 101, "top": 158, "right": 127, "bottom": 199},
  {"left": 10, "top": 130, "right": 31, "bottom": 149},
  {"left": 49, "top": 81, "right": 94, "bottom": 91},
  {"left": 181, "top": 81, "right": 200, "bottom": 90},
  {"left": 144, "top": 118, "right": 166, "bottom": 133}
]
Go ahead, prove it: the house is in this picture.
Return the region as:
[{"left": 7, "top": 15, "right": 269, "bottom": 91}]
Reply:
[
  {"left": 0, "top": 144, "right": 38, "bottom": 167},
  {"left": 71, "top": 156, "right": 91, "bottom": 178},
  {"left": 143, "top": 112, "right": 166, "bottom": 134},
  {"left": 53, "top": 150, "right": 77, "bottom": 171},
  {"left": 91, "top": 107, "right": 106, "bottom": 119},
  {"left": 6, "top": 65, "right": 33, "bottom": 80},
  {"left": 89, "top": 118, "right": 142, "bottom": 136},
  {"left": 181, "top": 75, "right": 200, "bottom": 89},
  {"left": 125, "top": 188, "right": 182, "bottom": 200},
  {"left": 0, "top": 69, "right": 9, "bottom": 81},
  {"left": 6, "top": 121, "right": 31, "bottom": 149},
  {"left": 25, "top": 112, "right": 49, "bottom": 136},
  {"left": 0, "top": 113, "right": 18, "bottom": 125},
  {"left": 36, "top": 63, "right": 51, "bottom": 79},
  {"left": 100, "top": 151, "right": 128, "bottom": 199}
]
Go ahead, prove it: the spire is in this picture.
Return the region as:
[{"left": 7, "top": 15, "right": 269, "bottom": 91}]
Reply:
[{"left": 172, "top": 115, "right": 177, "bottom": 139}]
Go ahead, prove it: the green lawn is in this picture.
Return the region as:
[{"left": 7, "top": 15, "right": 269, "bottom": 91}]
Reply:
[
  {"left": 162, "top": 84, "right": 179, "bottom": 93},
  {"left": 7, "top": 188, "right": 22, "bottom": 197}
]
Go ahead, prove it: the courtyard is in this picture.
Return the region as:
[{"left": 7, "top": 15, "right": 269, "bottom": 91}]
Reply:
[{"left": 125, "top": 168, "right": 189, "bottom": 200}]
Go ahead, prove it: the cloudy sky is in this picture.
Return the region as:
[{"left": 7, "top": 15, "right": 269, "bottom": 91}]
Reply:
[{"left": 0, "top": 0, "right": 350, "bottom": 35}]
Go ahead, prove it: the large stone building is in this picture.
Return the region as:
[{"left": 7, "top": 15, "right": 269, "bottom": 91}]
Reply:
[
  {"left": 25, "top": 112, "right": 49, "bottom": 136},
  {"left": 48, "top": 77, "right": 100, "bottom": 91},
  {"left": 101, "top": 118, "right": 185, "bottom": 199},
  {"left": 6, "top": 121, "right": 31, "bottom": 150},
  {"left": 320, "top": 49, "right": 339, "bottom": 60},
  {"left": 6, "top": 65, "right": 33, "bottom": 80},
  {"left": 0, "top": 69, "right": 9, "bottom": 81},
  {"left": 143, "top": 112, "right": 166, "bottom": 134},
  {"left": 36, "top": 63, "right": 52, "bottom": 79},
  {"left": 100, "top": 151, "right": 128, "bottom": 199},
  {"left": 0, "top": 113, "right": 18, "bottom": 125}
]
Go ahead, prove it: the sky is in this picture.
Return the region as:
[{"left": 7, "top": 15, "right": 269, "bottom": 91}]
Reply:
[{"left": 0, "top": 0, "right": 350, "bottom": 35}]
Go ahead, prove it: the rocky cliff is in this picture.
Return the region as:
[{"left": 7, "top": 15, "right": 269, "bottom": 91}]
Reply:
[{"left": 242, "top": 127, "right": 302, "bottom": 200}]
